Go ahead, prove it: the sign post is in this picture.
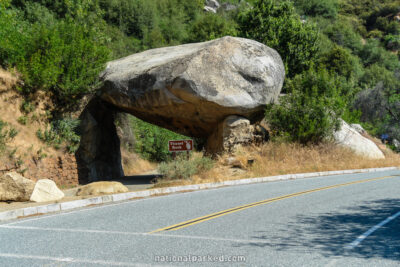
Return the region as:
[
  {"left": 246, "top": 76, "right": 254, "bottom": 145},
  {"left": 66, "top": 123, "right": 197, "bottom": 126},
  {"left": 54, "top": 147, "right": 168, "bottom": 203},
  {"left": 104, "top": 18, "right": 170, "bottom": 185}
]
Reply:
[{"left": 168, "top": 139, "right": 193, "bottom": 160}]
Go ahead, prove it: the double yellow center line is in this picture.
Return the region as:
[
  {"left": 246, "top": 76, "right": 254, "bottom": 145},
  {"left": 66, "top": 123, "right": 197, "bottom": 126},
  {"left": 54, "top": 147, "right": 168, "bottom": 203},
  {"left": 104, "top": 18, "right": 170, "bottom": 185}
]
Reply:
[{"left": 149, "top": 175, "right": 397, "bottom": 234}]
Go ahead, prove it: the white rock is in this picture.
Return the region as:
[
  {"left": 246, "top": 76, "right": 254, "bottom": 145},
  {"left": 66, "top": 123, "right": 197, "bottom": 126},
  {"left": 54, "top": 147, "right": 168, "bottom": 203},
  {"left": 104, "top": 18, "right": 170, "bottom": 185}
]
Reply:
[
  {"left": 350, "top": 124, "right": 365, "bottom": 134},
  {"left": 393, "top": 139, "right": 400, "bottom": 150},
  {"left": 204, "top": 6, "right": 217, "bottom": 13},
  {"left": 334, "top": 120, "right": 385, "bottom": 159},
  {"left": 30, "top": 179, "right": 65, "bottom": 203},
  {"left": 206, "top": 0, "right": 220, "bottom": 9}
]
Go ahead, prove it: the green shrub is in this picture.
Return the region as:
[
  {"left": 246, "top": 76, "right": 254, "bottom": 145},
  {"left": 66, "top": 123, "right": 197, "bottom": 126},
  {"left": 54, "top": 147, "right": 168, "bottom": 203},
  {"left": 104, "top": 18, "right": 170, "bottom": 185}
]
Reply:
[
  {"left": 17, "top": 20, "right": 110, "bottom": 106},
  {"left": 158, "top": 156, "right": 214, "bottom": 180},
  {"left": 237, "top": 0, "right": 320, "bottom": 78},
  {"left": 17, "top": 116, "right": 28, "bottom": 125},
  {"left": 323, "top": 20, "right": 363, "bottom": 54},
  {"left": 36, "top": 118, "right": 80, "bottom": 153},
  {"left": 0, "top": 120, "right": 18, "bottom": 153},
  {"left": 188, "top": 13, "right": 238, "bottom": 42},
  {"left": 0, "top": 1, "right": 29, "bottom": 67},
  {"left": 266, "top": 68, "right": 345, "bottom": 144},
  {"left": 131, "top": 116, "right": 189, "bottom": 162},
  {"left": 319, "top": 45, "right": 363, "bottom": 81},
  {"left": 358, "top": 39, "right": 400, "bottom": 71},
  {"left": 296, "top": 0, "right": 339, "bottom": 19}
]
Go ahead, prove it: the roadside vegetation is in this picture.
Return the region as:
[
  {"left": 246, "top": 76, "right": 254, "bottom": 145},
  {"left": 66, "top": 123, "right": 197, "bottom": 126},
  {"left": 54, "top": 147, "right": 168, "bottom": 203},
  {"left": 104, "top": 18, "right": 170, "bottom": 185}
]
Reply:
[{"left": 0, "top": 0, "right": 399, "bottom": 183}]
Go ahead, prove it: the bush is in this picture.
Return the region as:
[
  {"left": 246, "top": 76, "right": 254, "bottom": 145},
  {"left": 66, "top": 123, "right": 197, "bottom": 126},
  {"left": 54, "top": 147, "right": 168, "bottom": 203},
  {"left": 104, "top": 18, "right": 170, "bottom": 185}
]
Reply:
[
  {"left": 265, "top": 68, "right": 345, "bottom": 144},
  {"left": 0, "top": 120, "right": 18, "bottom": 153},
  {"left": 17, "top": 20, "right": 110, "bottom": 106},
  {"left": 358, "top": 39, "right": 400, "bottom": 71},
  {"left": 1, "top": 2, "right": 110, "bottom": 107},
  {"left": 36, "top": 118, "right": 80, "bottom": 153},
  {"left": 131, "top": 116, "right": 189, "bottom": 162},
  {"left": 237, "top": 0, "right": 320, "bottom": 78},
  {"left": 158, "top": 156, "right": 214, "bottom": 180},
  {"left": 319, "top": 45, "right": 363, "bottom": 81},
  {"left": 0, "top": 1, "right": 29, "bottom": 67},
  {"left": 296, "top": 0, "right": 339, "bottom": 19},
  {"left": 323, "top": 20, "right": 363, "bottom": 54},
  {"left": 188, "top": 13, "right": 238, "bottom": 42}
]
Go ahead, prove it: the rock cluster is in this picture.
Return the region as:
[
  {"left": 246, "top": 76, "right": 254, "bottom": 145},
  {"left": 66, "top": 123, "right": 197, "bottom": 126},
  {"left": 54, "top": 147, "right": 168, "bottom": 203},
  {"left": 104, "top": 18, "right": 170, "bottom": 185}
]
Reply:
[{"left": 0, "top": 172, "right": 65, "bottom": 202}]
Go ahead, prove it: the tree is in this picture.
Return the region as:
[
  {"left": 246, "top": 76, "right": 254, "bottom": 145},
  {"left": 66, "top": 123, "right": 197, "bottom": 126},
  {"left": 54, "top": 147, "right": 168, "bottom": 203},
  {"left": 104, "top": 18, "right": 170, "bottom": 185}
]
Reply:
[
  {"left": 237, "top": 0, "right": 320, "bottom": 78},
  {"left": 266, "top": 68, "right": 345, "bottom": 144}
]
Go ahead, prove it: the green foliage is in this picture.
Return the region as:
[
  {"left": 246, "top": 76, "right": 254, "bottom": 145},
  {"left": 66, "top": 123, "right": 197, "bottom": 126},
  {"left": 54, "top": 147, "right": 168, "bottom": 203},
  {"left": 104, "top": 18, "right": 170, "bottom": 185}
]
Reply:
[
  {"left": 0, "top": 1, "right": 29, "bottom": 67},
  {"left": 18, "top": 20, "right": 109, "bottom": 105},
  {"left": 384, "top": 34, "right": 400, "bottom": 50},
  {"left": 319, "top": 45, "right": 364, "bottom": 84},
  {"left": 323, "top": 20, "right": 363, "bottom": 54},
  {"left": 0, "top": 120, "right": 18, "bottom": 153},
  {"left": 296, "top": 0, "right": 339, "bottom": 19},
  {"left": 131, "top": 116, "right": 188, "bottom": 162},
  {"left": 266, "top": 68, "right": 345, "bottom": 144},
  {"left": 358, "top": 39, "right": 399, "bottom": 71},
  {"left": 237, "top": 0, "right": 320, "bottom": 78},
  {"left": 17, "top": 116, "right": 28, "bottom": 125},
  {"left": 188, "top": 13, "right": 238, "bottom": 42},
  {"left": 158, "top": 156, "right": 214, "bottom": 180},
  {"left": 36, "top": 118, "right": 80, "bottom": 153}
]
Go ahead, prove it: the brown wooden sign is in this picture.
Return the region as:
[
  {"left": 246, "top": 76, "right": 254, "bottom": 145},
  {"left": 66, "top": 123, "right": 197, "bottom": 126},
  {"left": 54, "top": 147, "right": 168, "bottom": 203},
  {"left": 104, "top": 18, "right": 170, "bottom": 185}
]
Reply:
[{"left": 168, "top": 140, "right": 193, "bottom": 152}]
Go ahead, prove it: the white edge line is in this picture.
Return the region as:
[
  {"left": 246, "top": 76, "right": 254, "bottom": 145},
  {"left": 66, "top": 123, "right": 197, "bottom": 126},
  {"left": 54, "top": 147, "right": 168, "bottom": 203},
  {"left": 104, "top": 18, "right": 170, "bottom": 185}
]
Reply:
[
  {"left": 0, "top": 252, "right": 169, "bottom": 267},
  {"left": 344, "top": 210, "right": 400, "bottom": 250},
  {"left": 0, "top": 167, "right": 398, "bottom": 224},
  {"left": 0, "top": 225, "right": 271, "bottom": 244}
]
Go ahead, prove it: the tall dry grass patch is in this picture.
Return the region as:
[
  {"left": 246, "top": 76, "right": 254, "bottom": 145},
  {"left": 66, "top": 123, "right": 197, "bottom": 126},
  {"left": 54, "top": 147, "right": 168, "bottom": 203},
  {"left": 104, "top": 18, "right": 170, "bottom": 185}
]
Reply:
[
  {"left": 157, "top": 142, "right": 400, "bottom": 187},
  {"left": 248, "top": 142, "right": 400, "bottom": 177}
]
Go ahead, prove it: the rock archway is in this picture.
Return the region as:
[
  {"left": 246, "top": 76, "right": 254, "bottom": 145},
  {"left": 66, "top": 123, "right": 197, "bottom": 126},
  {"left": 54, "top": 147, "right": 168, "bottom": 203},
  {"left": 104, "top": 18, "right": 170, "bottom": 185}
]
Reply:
[{"left": 76, "top": 36, "right": 285, "bottom": 182}]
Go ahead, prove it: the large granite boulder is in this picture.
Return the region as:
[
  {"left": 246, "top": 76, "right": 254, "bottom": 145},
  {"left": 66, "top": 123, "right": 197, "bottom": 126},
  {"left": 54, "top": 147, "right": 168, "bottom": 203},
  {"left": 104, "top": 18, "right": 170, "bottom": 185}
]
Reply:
[
  {"left": 334, "top": 120, "right": 385, "bottom": 159},
  {"left": 77, "top": 37, "right": 284, "bottom": 181},
  {"left": 100, "top": 36, "right": 285, "bottom": 138},
  {"left": 0, "top": 172, "right": 35, "bottom": 202}
]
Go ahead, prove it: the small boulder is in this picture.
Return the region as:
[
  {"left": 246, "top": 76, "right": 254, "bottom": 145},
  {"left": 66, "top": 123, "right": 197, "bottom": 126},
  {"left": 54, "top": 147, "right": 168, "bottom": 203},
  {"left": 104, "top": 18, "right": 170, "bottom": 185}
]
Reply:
[
  {"left": 77, "top": 181, "right": 129, "bottom": 196},
  {"left": 204, "top": 6, "right": 217, "bottom": 13},
  {"left": 30, "top": 179, "right": 65, "bottom": 203},
  {"left": 0, "top": 172, "right": 35, "bottom": 202},
  {"left": 205, "top": 0, "right": 220, "bottom": 9},
  {"left": 334, "top": 120, "right": 385, "bottom": 159},
  {"left": 220, "top": 3, "right": 237, "bottom": 12}
]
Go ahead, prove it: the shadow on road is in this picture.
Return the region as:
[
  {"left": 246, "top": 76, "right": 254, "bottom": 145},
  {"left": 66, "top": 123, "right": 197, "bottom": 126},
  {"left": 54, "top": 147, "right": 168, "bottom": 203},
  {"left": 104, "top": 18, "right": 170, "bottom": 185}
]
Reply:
[{"left": 234, "top": 198, "right": 400, "bottom": 261}]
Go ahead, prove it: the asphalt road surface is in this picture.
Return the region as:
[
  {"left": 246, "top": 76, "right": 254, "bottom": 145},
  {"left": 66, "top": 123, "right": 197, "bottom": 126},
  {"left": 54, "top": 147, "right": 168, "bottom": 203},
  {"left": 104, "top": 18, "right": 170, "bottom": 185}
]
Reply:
[{"left": 0, "top": 170, "right": 399, "bottom": 266}]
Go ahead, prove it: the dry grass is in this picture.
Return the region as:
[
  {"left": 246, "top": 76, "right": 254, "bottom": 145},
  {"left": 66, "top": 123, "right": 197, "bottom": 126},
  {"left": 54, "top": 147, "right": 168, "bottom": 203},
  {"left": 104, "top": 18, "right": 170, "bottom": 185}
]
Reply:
[
  {"left": 248, "top": 142, "right": 400, "bottom": 177},
  {"left": 0, "top": 68, "right": 18, "bottom": 91},
  {"left": 154, "top": 142, "right": 400, "bottom": 187},
  {"left": 121, "top": 149, "right": 156, "bottom": 175}
]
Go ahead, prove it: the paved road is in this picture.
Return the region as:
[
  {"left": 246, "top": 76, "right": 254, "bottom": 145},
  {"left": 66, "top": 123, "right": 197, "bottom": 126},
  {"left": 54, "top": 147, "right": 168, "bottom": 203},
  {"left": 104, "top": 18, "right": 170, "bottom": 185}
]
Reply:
[{"left": 0, "top": 170, "right": 399, "bottom": 266}]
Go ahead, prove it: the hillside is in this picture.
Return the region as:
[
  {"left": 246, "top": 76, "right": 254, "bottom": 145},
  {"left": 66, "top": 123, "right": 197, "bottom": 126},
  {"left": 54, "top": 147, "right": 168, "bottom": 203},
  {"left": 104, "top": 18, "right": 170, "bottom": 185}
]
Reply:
[{"left": 0, "top": 0, "right": 399, "bottom": 186}]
